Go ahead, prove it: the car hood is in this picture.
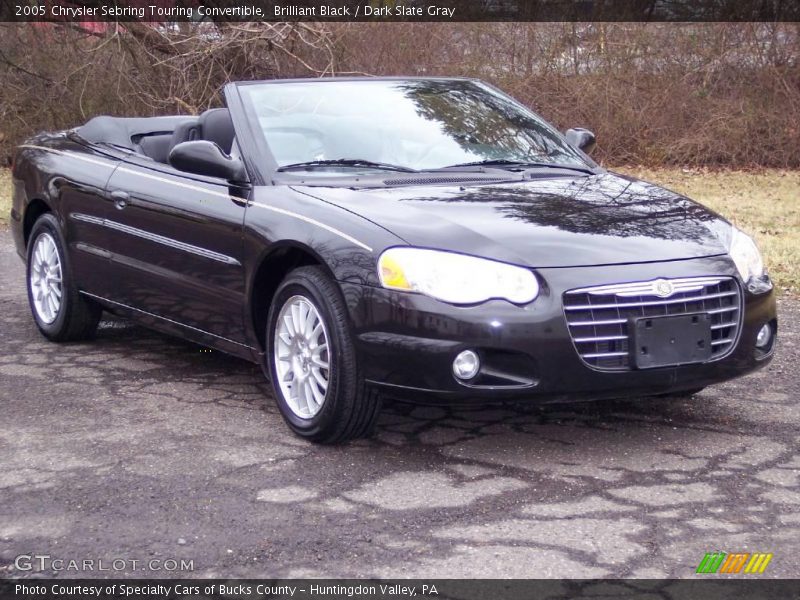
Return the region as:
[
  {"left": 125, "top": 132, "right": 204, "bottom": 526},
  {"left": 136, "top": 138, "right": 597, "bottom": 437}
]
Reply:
[{"left": 296, "top": 172, "right": 732, "bottom": 268}]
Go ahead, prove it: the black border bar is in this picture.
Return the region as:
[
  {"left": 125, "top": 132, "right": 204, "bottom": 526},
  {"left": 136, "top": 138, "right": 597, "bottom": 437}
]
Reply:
[
  {"left": 2, "top": 0, "right": 800, "bottom": 22},
  {"left": 2, "top": 579, "right": 800, "bottom": 600}
]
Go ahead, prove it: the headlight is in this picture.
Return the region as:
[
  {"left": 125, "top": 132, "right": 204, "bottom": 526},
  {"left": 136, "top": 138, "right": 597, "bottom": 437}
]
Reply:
[
  {"left": 378, "top": 247, "right": 539, "bottom": 305},
  {"left": 729, "top": 226, "right": 765, "bottom": 281}
]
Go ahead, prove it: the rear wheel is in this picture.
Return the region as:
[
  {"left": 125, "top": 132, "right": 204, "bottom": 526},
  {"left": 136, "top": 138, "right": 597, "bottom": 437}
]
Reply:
[
  {"left": 26, "top": 213, "right": 101, "bottom": 341},
  {"left": 265, "top": 266, "right": 381, "bottom": 444}
]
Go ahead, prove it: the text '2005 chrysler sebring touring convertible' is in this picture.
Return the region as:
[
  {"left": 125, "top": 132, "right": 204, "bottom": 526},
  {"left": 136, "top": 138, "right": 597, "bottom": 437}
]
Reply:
[{"left": 10, "top": 78, "right": 777, "bottom": 443}]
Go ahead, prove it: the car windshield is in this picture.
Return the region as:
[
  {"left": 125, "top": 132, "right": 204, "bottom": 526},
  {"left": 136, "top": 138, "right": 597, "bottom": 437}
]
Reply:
[{"left": 238, "top": 79, "right": 591, "bottom": 173}]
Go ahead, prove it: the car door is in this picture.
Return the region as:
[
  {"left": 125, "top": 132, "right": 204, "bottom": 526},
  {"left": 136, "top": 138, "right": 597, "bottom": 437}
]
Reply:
[
  {"left": 53, "top": 145, "right": 120, "bottom": 300},
  {"left": 102, "top": 155, "right": 248, "bottom": 346}
]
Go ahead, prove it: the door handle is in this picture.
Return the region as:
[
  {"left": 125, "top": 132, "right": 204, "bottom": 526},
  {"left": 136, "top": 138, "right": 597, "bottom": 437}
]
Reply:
[{"left": 110, "top": 190, "right": 129, "bottom": 209}]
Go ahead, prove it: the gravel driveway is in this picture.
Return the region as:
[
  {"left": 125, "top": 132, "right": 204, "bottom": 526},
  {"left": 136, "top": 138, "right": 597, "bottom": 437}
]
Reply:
[{"left": 0, "top": 228, "right": 798, "bottom": 578}]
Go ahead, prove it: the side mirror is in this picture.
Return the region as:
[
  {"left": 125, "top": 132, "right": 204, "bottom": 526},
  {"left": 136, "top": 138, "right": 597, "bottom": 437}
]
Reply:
[
  {"left": 565, "top": 128, "right": 596, "bottom": 154},
  {"left": 168, "top": 140, "right": 248, "bottom": 182}
]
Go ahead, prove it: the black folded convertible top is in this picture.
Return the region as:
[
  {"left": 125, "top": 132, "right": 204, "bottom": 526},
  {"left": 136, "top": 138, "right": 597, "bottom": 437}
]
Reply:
[{"left": 75, "top": 115, "right": 194, "bottom": 151}]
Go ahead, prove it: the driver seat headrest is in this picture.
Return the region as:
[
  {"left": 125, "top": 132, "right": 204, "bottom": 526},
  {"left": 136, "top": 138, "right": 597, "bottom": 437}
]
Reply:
[{"left": 199, "top": 108, "right": 235, "bottom": 155}]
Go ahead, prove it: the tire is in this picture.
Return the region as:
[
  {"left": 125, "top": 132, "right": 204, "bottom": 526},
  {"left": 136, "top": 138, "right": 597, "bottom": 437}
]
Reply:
[
  {"left": 265, "top": 266, "right": 381, "bottom": 444},
  {"left": 26, "top": 213, "right": 101, "bottom": 342}
]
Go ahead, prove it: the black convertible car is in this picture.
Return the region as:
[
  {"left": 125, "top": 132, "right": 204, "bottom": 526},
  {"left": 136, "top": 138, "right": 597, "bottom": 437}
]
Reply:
[{"left": 10, "top": 77, "right": 777, "bottom": 443}]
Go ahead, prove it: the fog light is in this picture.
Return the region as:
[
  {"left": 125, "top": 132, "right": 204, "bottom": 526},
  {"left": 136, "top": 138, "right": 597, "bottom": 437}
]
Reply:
[
  {"left": 756, "top": 324, "right": 772, "bottom": 348},
  {"left": 453, "top": 350, "right": 480, "bottom": 380}
]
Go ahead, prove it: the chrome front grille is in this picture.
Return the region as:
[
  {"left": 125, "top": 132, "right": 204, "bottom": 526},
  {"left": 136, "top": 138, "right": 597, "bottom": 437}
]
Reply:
[{"left": 563, "top": 276, "right": 742, "bottom": 371}]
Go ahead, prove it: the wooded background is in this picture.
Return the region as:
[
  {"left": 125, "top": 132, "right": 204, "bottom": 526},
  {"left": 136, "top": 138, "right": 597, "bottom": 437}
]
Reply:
[{"left": 1, "top": 22, "right": 798, "bottom": 167}]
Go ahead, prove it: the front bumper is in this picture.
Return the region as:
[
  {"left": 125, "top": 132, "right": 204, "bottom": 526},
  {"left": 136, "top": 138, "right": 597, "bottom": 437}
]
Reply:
[{"left": 341, "top": 255, "right": 777, "bottom": 404}]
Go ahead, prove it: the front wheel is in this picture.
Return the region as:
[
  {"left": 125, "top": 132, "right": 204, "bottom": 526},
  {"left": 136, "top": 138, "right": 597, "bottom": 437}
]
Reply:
[
  {"left": 26, "top": 213, "right": 101, "bottom": 342},
  {"left": 265, "top": 266, "right": 381, "bottom": 444}
]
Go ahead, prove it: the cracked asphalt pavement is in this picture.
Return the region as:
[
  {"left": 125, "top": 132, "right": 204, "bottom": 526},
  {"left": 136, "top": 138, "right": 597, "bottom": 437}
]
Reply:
[{"left": 1, "top": 228, "right": 798, "bottom": 579}]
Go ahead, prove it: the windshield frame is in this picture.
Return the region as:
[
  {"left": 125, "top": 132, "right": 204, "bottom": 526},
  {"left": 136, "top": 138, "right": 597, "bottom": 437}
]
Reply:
[{"left": 232, "top": 77, "right": 599, "bottom": 185}]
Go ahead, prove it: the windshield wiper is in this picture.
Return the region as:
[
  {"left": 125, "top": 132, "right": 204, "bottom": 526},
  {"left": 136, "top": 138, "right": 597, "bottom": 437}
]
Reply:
[
  {"left": 278, "top": 159, "right": 417, "bottom": 173},
  {"left": 439, "top": 159, "right": 595, "bottom": 174}
]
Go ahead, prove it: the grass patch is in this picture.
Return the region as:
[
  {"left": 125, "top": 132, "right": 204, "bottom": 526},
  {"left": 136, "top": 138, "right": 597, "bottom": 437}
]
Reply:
[
  {"left": 1, "top": 166, "right": 797, "bottom": 293},
  {"left": 0, "top": 169, "right": 10, "bottom": 225},
  {"left": 616, "top": 167, "right": 800, "bottom": 295}
]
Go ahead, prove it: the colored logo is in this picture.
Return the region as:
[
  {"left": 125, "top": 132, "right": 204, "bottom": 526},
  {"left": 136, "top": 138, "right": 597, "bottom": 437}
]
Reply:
[
  {"left": 652, "top": 279, "right": 675, "bottom": 298},
  {"left": 696, "top": 552, "right": 773, "bottom": 574}
]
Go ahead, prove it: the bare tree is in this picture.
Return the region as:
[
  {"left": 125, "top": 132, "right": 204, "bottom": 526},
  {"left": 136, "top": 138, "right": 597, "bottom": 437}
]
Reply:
[{"left": 2, "top": 22, "right": 798, "bottom": 167}]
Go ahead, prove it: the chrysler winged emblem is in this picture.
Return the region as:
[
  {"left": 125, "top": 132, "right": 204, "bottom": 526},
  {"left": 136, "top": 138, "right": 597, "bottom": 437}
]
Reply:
[{"left": 652, "top": 279, "right": 675, "bottom": 298}]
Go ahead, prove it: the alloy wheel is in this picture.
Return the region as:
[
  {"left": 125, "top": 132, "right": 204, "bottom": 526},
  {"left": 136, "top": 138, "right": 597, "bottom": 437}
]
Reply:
[
  {"left": 29, "top": 232, "right": 63, "bottom": 324},
  {"left": 273, "top": 294, "right": 331, "bottom": 418}
]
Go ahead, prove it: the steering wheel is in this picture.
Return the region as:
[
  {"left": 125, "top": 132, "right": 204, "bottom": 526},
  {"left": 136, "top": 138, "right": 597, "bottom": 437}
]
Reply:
[
  {"left": 265, "top": 127, "right": 327, "bottom": 162},
  {"left": 407, "top": 140, "right": 458, "bottom": 169}
]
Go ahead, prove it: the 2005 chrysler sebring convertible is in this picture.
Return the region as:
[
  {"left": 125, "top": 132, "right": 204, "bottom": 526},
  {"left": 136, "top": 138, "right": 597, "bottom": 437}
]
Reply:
[{"left": 11, "top": 78, "right": 777, "bottom": 443}]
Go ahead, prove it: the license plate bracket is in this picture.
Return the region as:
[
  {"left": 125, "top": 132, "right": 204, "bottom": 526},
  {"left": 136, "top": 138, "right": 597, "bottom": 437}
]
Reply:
[{"left": 634, "top": 313, "right": 712, "bottom": 369}]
